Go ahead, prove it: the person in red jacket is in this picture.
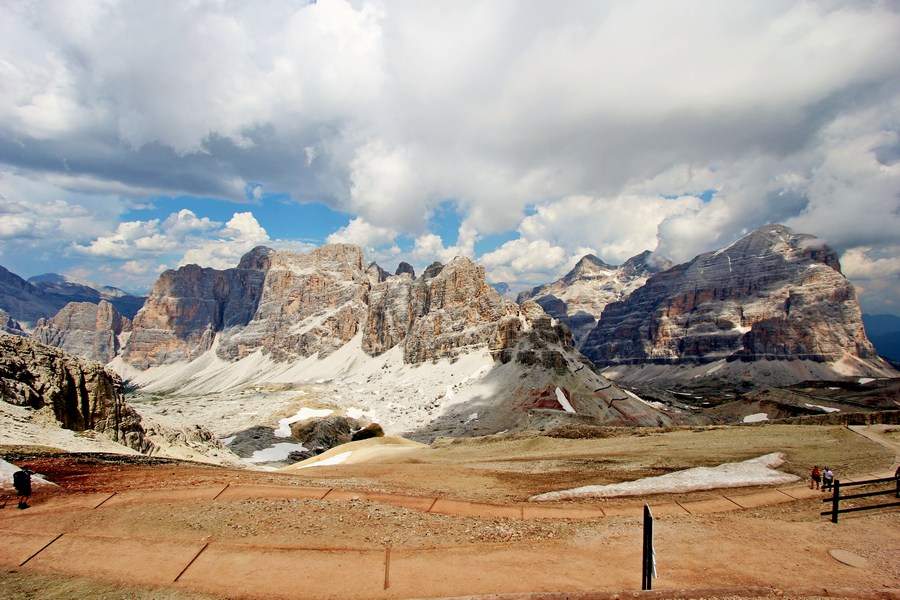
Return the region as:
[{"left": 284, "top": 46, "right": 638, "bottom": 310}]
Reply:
[{"left": 809, "top": 465, "right": 821, "bottom": 490}]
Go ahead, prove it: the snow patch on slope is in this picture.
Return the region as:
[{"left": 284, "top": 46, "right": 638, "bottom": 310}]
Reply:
[{"left": 530, "top": 453, "right": 798, "bottom": 501}]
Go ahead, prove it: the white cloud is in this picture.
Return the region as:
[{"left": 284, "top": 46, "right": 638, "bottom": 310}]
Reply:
[
  {"left": 326, "top": 217, "right": 397, "bottom": 251},
  {"left": 0, "top": 1, "right": 899, "bottom": 310},
  {"left": 480, "top": 239, "right": 569, "bottom": 285}
]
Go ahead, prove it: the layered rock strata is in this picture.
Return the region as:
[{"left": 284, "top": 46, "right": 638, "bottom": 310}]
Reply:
[
  {"left": 33, "top": 300, "right": 131, "bottom": 363},
  {"left": 518, "top": 252, "right": 668, "bottom": 349},
  {"left": 363, "top": 256, "right": 524, "bottom": 363},
  {"left": 582, "top": 225, "right": 877, "bottom": 366},
  {"left": 0, "top": 334, "right": 149, "bottom": 451}
]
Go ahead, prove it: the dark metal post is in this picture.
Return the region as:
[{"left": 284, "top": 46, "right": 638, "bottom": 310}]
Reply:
[
  {"left": 642, "top": 504, "right": 653, "bottom": 590},
  {"left": 831, "top": 480, "right": 840, "bottom": 524}
]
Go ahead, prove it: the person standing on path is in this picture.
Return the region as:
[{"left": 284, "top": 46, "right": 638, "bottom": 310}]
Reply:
[
  {"left": 822, "top": 467, "right": 834, "bottom": 492},
  {"left": 810, "top": 465, "right": 821, "bottom": 490},
  {"left": 13, "top": 466, "right": 34, "bottom": 509}
]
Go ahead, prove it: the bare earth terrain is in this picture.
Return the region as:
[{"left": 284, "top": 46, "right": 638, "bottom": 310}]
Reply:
[{"left": 1, "top": 424, "right": 899, "bottom": 599}]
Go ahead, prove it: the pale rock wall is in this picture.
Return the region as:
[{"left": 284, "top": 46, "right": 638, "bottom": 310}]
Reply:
[
  {"left": 33, "top": 300, "right": 131, "bottom": 363},
  {"left": 582, "top": 225, "right": 876, "bottom": 366}
]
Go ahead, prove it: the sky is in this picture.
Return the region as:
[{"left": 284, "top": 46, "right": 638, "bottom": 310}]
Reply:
[{"left": 1, "top": 0, "right": 899, "bottom": 315}]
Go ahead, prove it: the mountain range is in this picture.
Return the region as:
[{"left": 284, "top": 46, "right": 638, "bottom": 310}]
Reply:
[{"left": 1, "top": 224, "right": 897, "bottom": 448}]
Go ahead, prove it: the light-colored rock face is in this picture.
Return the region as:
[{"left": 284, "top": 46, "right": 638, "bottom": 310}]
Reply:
[
  {"left": 122, "top": 248, "right": 273, "bottom": 369},
  {"left": 364, "top": 257, "right": 523, "bottom": 363},
  {"left": 33, "top": 300, "right": 131, "bottom": 363},
  {"left": 0, "top": 334, "right": 149, "bottom": 451},
  {"left": 0, "top": 309, "right": 26, "bottom": 337},
  {"left": 122, "top": 245, "right": 370, "bottom": 367},
  {"left": 218, "top": 245, "right": 370, "bottom": 362},
  {"left": 582, "top": 225, "right": 877, "bottom": 367},
  {"left": 518, "top": 252, "right": 666, "bottom": 350}
]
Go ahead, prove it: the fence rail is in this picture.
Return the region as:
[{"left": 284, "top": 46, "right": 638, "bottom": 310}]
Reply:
[{"left": 821, "top": 477, "right": 900, "bottom": 523}]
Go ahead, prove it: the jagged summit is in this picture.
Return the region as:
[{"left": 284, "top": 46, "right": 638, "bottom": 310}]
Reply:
[
  {"left": 562, "top": 254, "right": 617, "bottom": 284},
  {"left": 581, "top": 224, "right": 889, "bottom": 383},
  {"left": 109, "top": 243, "right": 671, "bottom": 437},
  {"left": 518, "top": 250, "right": 662, "bottom": 350}
]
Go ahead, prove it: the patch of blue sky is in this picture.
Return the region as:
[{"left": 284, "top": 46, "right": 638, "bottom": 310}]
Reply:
[
  {"left": 428, "top": 200, "right": 463, "bottom": 247},
  {"left": 474, "top": 230, "right": 520, "bottom": 257},
  {"left": 662, "top": 189, "right": 716, "bottom": 202}
]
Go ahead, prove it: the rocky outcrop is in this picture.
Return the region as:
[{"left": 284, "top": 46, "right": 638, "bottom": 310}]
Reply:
[
  {"left": 0, "top": 309, "right": 26, "bottom": 337},
  {"left": 518, "top": 252, "right": 668, "bottom": 350},
  {"left": 217, "top": 244, "right": 369, "bottom": 362},
  {"left": 367, "top": 262, "right": 390, "bottom": 285},
  {"left": 33, "top": 300, "right": 131, "bottom": 363},
  {"left": 121, "top": 247, "right": 273, "bottom": 369},
  {"left": 0, "top": 334, "right": 149, "bottom": 451},
  {"left": 123, "top": 245, "right": 370, "bottom": 367},
  {"left": 582, "top": 225, "right": 878, "bottom": 368},
  {"left": 287, "top": 415, "right": 363, "bottom": 460},
  {"left": 395, "top": 262, "right": 416, "bottom": 278},
  {"left": 362, "top": 256, "right": 524, "bottom": 363}
]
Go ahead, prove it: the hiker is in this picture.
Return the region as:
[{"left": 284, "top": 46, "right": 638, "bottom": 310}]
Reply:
[
  {"left": 13, "top": 466, "right": 34, "bottom": 509},
  {"left": 822, "top": 467, "right": 834, "bottom": 492},
  {"left": 809, "top": 465, "right": 821, "bottom": 490}
]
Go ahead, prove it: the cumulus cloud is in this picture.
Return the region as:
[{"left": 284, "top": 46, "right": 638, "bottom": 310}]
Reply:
[
  {"left": 326, "top": 217, "right": 397, "bottom": 251},
  {"left": 0, "top": 1, "right": 898, "bottom": 309},
  {"left": 70, "top": 210, "right": 308, "bottom": 286}
]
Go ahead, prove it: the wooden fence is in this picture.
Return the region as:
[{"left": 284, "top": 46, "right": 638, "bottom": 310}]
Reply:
[{"left": 821, "top": 476, "right": 900, "bottom": 523}]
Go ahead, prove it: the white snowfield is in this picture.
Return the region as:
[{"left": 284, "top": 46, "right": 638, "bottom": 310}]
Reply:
[
  {"left": 743, "top": 413, "right": 769, "bottom": 423},
  {"left": 0, "top": 458, "right": 59, "bottom": 492},
  {"left": 555, "top": 387, "right": 577, "bottom": 414},
  {"left": 529, "top": 452, "right": 799, "bottom": 501}
]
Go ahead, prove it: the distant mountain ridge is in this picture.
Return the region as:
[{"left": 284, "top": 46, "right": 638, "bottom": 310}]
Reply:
[
  {"left": 0, "top": 267, "right": 146, "bottom": 329},
  {"left": 580, "top": 224, "right": 893, "bottom": 384},
  {"left": 518, "top": 251, "right": 672, "bottom": 350}
]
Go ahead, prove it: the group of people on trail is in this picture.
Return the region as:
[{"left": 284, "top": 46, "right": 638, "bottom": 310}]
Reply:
[{"left": 809, "top": 465, "right": 834, "bottom": 491}]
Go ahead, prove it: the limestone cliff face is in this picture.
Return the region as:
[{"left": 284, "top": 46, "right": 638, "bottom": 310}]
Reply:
[
  {"left": 33, "top": 300, "right": 131, "bottom": 363},
  {"left": 518, "top": 252, "right": 668, "bottom": 350},
  {"left": 363, "top": 257, "right": 525, "bottom": 363},
  {"left": 582, "top": 225, "right": 876, "bottom": 366},
  {"left": 122, "top": 247, "right": 273, "bottom": 369},
  {"left": 217, "top": 244, "right": 369, "bottom": 362},
  {"left": 124, "top": 245, "right": 577, "bottom": 369},
  {"left": 0, "top": 334, "right": 149, "bottom": 451},
  {"left": 123, "top": 245, "right": 370, "bottom": 367}
]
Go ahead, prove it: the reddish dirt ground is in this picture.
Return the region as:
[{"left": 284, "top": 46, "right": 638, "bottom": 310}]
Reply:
[{"left": 2, "top": 425, "right": 899, "bottom": 599}]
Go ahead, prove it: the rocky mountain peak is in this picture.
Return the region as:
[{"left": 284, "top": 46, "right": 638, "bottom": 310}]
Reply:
[
  {"left": 367, "top": 262, "right": 390, "bottom": 284},
  {"left": 422, "top": 261, "right": 445, "bottom": 279},
  {"left": 237, "top": 246, "right": 275, "bottom": 270},
  {"left": 518, "top": 250, "right": 659, "bottom": 350},
  {"left": 581, "top": 224, "right": 882, "bottom": 381},
  {"left": 33, "top": 300, "right": 131, "bottom": 363},
  {"left": 563, "top": 254, "right": 617, "bottom": 284},
  {"left": 395, "top": 262, "right": 416, "bottom": 278}
]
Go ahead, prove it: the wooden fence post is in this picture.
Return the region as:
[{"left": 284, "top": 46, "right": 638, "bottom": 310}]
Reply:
[
  {"left": 831, "top": 480, "right": 840, "bottom": 524},
  {"left": 642, "top": 505, "right": 654, "bottom": 590}
]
